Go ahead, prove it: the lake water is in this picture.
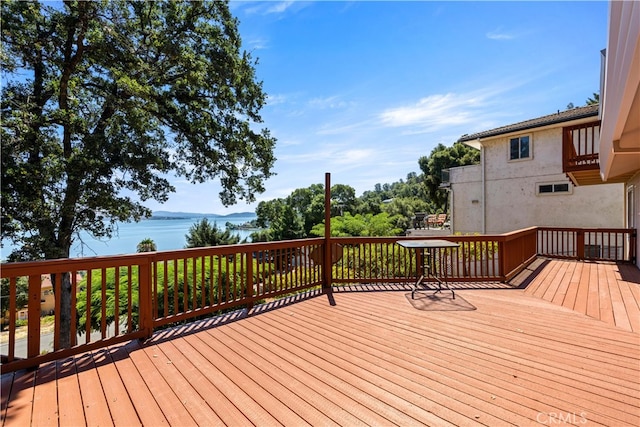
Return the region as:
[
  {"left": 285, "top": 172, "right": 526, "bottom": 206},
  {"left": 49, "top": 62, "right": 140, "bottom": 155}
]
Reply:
[{"left": 1, "top": 215, "right": 258, "bottom": 260}]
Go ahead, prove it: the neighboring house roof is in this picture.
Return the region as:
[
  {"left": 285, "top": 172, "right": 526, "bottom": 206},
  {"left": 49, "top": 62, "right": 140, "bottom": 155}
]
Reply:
[{"left": 458, "top": 104, "right": 599, "bottom": 144}]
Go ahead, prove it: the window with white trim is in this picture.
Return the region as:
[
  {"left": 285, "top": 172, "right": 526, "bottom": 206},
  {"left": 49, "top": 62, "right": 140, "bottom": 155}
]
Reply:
[
  {"left": 537, "top": 182, "right": 572, "bottom": 195},
  {"left": 509, "top": 135, "right": 531, "bottom": 160}
]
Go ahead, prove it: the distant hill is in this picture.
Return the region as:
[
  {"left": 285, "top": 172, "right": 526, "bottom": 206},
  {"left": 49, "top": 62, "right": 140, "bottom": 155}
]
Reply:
[{"left": 152, "top": 211, "right": 255, "bottom": 219}]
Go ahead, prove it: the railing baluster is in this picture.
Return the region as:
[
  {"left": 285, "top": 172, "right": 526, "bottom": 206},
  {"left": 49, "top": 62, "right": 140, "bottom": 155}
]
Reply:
[
  {"left": 8, "top": 277, "right": 16, "bottom": 361},
  {"left": 114, "top": 271, "right": 120, "bottom": 336},
  {"left": 53, "top": 274, "right": 61, "bottom": 350},
  {"left": 85, "top": 270, "right": 92, "bottom": 344},
  {"left": 127, "top": 266, "right": 133, "bottom": 333},
  {"left": 101, "top": 268, "right": 107, "bottom": 339}
]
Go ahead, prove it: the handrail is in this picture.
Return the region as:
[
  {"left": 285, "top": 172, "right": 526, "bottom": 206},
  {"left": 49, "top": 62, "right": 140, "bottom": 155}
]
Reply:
[
  {"left": 1, "top": 226, "right": 635, "bottom": 373},
  {"left": 537, "top": 227, "right": 636, "bottom": 262},
  {"left": 562, "top": 120, "right": 601, "bottom": 172}
]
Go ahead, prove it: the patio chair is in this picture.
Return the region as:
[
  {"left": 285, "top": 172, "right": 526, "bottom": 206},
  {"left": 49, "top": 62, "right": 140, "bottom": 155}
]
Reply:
[
  {"left": 436, "top": 214, "right": 447, "bottom": 227},
  {"left": 412, "top": 212, "right": 427, "bottom": 229}
]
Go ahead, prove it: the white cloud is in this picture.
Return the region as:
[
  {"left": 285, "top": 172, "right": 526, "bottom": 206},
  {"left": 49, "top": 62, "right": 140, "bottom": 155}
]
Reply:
[
  {"left": 266, "top": 93, "right": 288, "bottom": 106},
  {"left": 379, "top": 92, "right": 486, "bottom": 131},
  {"left": 246, "top": 37, "right": 269, "bottom": 50},
  {"left": 486, "top": 29, "right": 515, "bottom": 40},
  {"left": 486, "top": 27, "right": 533, "bottom": 41},
  {"left": 265, "top": 1, "right": 295, "bottom": 14},
  {"left": 308, "top": 95, "right": 352, "bottom": 110},
  {"left": 333, "top": 148, "right": 376, "bottom": 165},
  {"left": 242, "top": 1, "right": 311, "bottom": 16}
]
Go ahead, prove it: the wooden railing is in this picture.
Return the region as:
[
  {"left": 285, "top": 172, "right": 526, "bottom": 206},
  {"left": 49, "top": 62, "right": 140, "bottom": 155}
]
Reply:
[
  {"left": 150, "top": 239, "right": 324, "bottom": 329},
  {"left": 537, "top": 227, "right": 636, "bottom": 262},
  {"left": 329, "top": 231, "right": 535, "bottom": 284},
  {"left": 562, "top": 120, "right": 601, "bottom": 172},
  {"left": 1, "top": 227, "right": 634, "bottom": 373}
]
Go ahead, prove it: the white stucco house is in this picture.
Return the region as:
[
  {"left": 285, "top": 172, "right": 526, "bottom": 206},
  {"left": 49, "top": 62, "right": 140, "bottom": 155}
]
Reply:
[
  {"left": 445, "top": 0, "right": 639, "bottom": 268},
  {"left": 445, "top": 104, "right": 625, "bottom": 234}
]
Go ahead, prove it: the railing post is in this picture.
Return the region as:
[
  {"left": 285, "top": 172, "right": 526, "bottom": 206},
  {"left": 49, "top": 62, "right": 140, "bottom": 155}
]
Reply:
[
  {"left": 138, "top": 255, "right": 154, "bottom": 339},
  {"left": 498, "top": 239, "right": 506, "bottom": 281},
  {"left": 323, "top": 172, "right": 332, "bottom": 293},
  {"left": 27, "top": 275, "right": 41, "bottom": 359},
  {"left": 246, "top": 252, "right": 254, "bottom": 310},
  {"left": 576, "top": 230, "right": 585, "bottom": 260}
]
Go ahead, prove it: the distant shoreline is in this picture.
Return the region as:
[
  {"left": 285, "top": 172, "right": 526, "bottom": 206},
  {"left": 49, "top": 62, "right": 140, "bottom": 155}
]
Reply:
[
  {"left": 148, "top": 216, "right": 193, "bottom": 220},
  {"left": 151, "top": 211, "right": 255, "bottom": 220}
]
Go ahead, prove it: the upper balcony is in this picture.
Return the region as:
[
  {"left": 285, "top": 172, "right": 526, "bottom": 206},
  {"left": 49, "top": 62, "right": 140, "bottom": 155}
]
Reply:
[{"left": 562, "top": 120, "right": 633, "bottom": 185}]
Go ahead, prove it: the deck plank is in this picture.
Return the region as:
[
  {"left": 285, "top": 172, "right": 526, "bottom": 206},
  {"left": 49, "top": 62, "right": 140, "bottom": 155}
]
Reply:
[
  {"left": 0, "top": 373, "right": 13, "bottom": 423},
  {"left": 195, "top": 330, "right": 335, "bottom": 426},
  {"left": 597, "top": 263, "right": 616, "bottom": 325},
  {"left": 573, "top": 261, "right": 592, "bottom": 314},
  {"left": 562, "top": 260, "right": 583, "bottom": 310},
  {"left": 551, "top": 259, "right": 575, "bottom": 306},
  {"left": 140, "top": 344, "right": 224, "bottom": 426},
  {"left": 56, "top": 357, "right": 87, "bottom": 427},
  {"left": 111, "top": 341, "right": 169, "bottom": 426},
  {"left": 3, "top": 369, "right": 36, "bottom": 427},
  {"left": 211, "top": 326, "right": 370, "bottom": 427},
  {"left": 618, "top": 280, "right": 640, "bottom": 333},
  {"left": 586, "top": 263, "right": 601, "bottom": 319},
  {"left": 173, "top": 334, "right": 283, "bottom": 427},
  {"left": 216, "top": 324, "right": 396, "bottom": 426},
  {"left": 31, "top": 362, "right": 58, "bottom": 427},
  {"left": 74, "top": 352, "right": 114, "bottom": 427},
  {"left": 92, "top": 348, "right": 141, "bottom": 426},
  {"left": 525, "top": 257, "right": 560, "bottom": 298},
  {"left": 124, "top": 340, "right": 198, "bottom": 426},
  {"left": 606, "top": 264, "right": 633, "bottom": 331},
  {"left": 155, "top": 341, "right": 252, "bottom": 426}
]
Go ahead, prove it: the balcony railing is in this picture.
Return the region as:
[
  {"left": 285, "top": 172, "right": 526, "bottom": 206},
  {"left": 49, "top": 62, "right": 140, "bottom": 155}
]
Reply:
[
  {"left": 1, "top": 226, "right": 635, "bottom": 373},
  {"left": 561, "top": 120, "right": 609, "bottom": 186},
  {"left": 562, "top": 121, "right": 600, "bottom": 172}
]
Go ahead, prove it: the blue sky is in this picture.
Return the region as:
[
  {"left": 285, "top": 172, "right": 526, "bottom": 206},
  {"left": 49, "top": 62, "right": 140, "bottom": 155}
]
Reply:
[{"left": 150, "top": 0, "right": 608, "bottom": 214}]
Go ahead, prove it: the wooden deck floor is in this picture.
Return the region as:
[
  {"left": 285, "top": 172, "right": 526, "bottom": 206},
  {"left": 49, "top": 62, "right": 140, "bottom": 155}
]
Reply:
[
  {"left": 519, "top": 258, "right": 640, "bottom": 333},
  {"left": 2, "top": 259, "right": 639, "bottom": 426}
]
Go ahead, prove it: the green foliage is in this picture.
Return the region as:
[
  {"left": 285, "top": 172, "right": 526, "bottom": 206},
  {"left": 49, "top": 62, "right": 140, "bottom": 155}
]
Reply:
[
  {"left": 185, "top": 218, "right": 240, "bottom": 248},
  {"left": 419, "top": 142, "right": 480, "bottom": 211},
  {"left": 248, "top": 228, "right": 274, "bottom": 242},
  {"left": 76, "top": 268, "right": 140, "bottom": 333},
  {"left": 310, "top": 212, "right": 402, "bottom": 237},
  {"left": 332, "top": 242, "right": 414, "bottom": 281},
  {"left": 1, "top": 0, "right": 275, "bottom": 261},
  {"left": 255, "top": 196, "right": 308, "bottom": 241},
  {"left": 586, "top": 92, "right": 599, "bottom": 105},
  {"left": 137, "top": 238, "right": 157, "bottom": 253}
]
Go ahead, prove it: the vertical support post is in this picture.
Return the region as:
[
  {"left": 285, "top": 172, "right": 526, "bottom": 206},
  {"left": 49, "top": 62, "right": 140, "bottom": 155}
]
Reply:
[
  {"left": 138, "top": 255, "right": 154, "bottom": 339},
  {"left": 27, "top": 275, "right": 41, "bottom": 359},
  {"left": 8, "top": 277, "right": 17, "bottom": 362},
  {"left": 498, "top": 239, "right": 506, "bottom": 281},
  {"left": 323, "top": 172, "right": 332, "bottom": 293},
  {"left": 576, "top": 230, "right": 585, "bottom": 260},
  {"left": 246, "top": 252, "right": 254, "bottom": 310}
]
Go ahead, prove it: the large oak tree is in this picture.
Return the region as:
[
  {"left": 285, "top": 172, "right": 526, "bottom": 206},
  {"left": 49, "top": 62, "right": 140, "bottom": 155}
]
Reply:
[{"left": 1, "top": 0, "right": 276, "bottom": 346}]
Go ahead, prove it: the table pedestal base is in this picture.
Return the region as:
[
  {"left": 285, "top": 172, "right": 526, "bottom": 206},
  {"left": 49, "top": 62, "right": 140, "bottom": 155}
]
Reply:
[{"left": 411, "top": 275, "right": 455, "bottom": 300}]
